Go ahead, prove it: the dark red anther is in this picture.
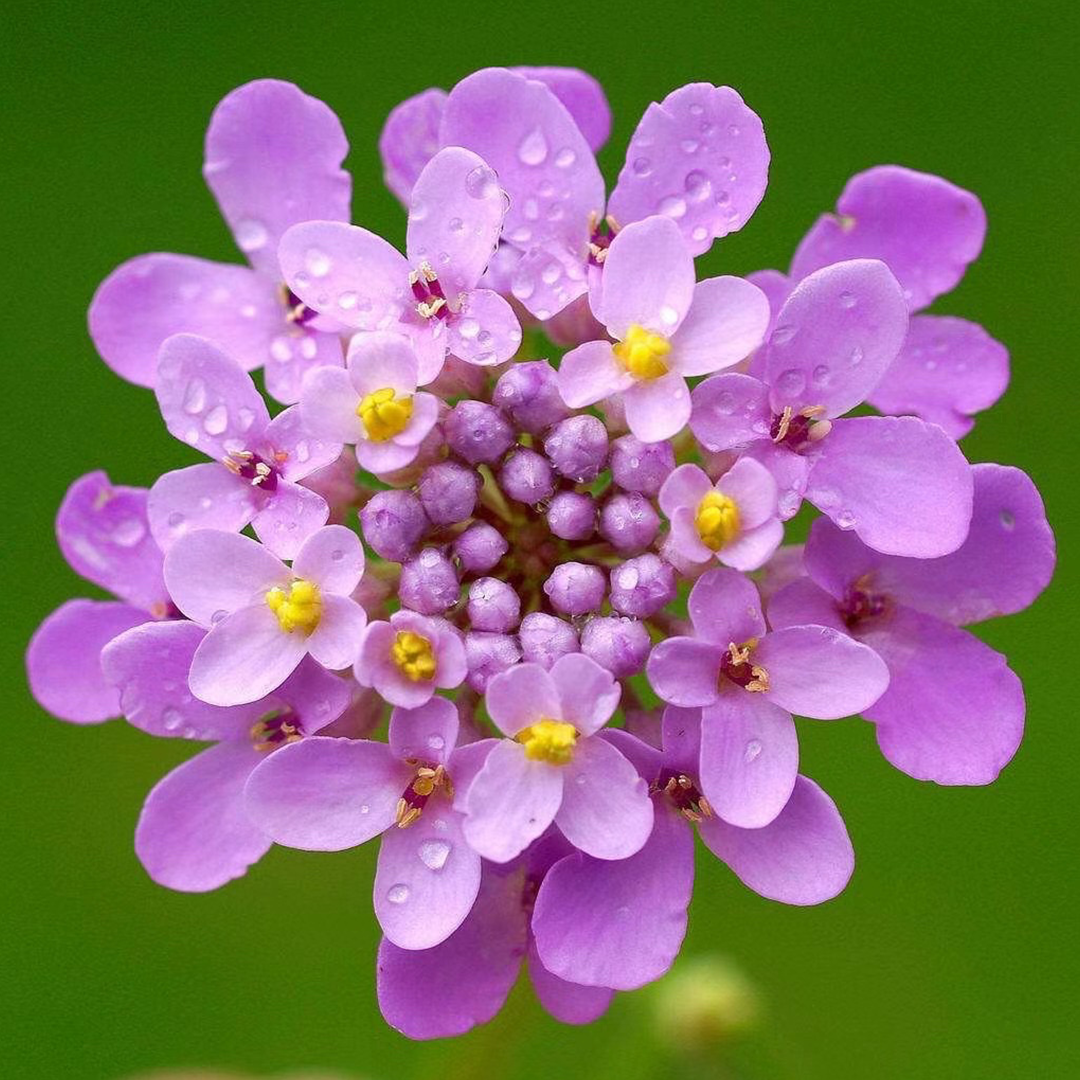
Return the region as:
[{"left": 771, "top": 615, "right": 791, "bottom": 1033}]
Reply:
[
  {"left": 657, "top": 771, "right": 712, "bottom": 822},
  {"left": 841, "top": 585, "right": 889, "bottom": 628},
  {"left": 770, "top": 410, "right": 813, "bottom": 449},
  {"left": 284, "top": 288, "right": 318, "bottom": 326},
  {"left": 251, "top": 709, "right": 304, "bottom": 751},
  {"left": 234, "top": 452, "right": 280, "bottom": 493}
]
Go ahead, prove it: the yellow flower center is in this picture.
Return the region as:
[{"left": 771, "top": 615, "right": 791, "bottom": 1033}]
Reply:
[
  {"left": 357, "top": 387, "right": 414, "bottom": 442},
  {"left": 265, "top": 579, "right": 322, "bottom": 635},
  {"left": 613, "top": 324, "right": 671, "bottom": 380},
  {"left": 695, "top": 491, "right": 741, "bottom": 551},
  {"left": 391, "top": 630, "right": 437, "bottom": 682},
  {"left": 517, "top": 719, "right": 579, "bottom": 765}
]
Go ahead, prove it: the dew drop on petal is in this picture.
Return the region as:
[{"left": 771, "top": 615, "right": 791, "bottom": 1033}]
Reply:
[
  {"left": 162, "top": 707, "right": 184, "bottom": 732},
  {"left": 418, "top": 839, "right": 451, "bottom": 871},
  {"left": 836, "top": 509, "right": 857, "bottom": 530},
  {"left": 305, "top": 249, "right": 331, "bottom": 278},
  {"left": 427, "top": 733, "right": 445, "bottom": 752},
  {"left": 203, "top": 405, "right": 229, "bottom": 436},
  {"left": 744, "top": 739, "right": 763, "bottom": 763},
  {"left": 167, "top": 511, "right": 185, "bottom": 529},
  {"left": 999, "top": 510, "right": 1015, "bottom": 530},
  {"left": 660, "top": 305, "right": 680, "bottom": 327},
  {"left": 658, "top": 195, "right": 687, "bottom": 219},
  {"left": 517, "top": 127, "right": 549, "bottom": 166},
  {"left": 235, "top": 219, "right": 268, "bottom": 252},
  {"left": 183, "top": 379, "right": 207, "bottom": 415},
  {"left": 632, "top": 157, "right": 652, "bottom": 177},
  {"left": 386, "top": 883, "right": 410, "bottom": 904},
  {"left": 839, "top": 291, "right": 857, "bottom": 310},
  {"left": 112, "top": 518, "right": 146, "bottom": 547},
  {"left": 554, "top": 147, "right": 577, "bottom": 168}
]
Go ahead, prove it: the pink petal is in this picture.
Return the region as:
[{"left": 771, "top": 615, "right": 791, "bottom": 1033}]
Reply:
[
  {"left": 765, "top": 259, "right": 909, "bottom": 419},
  {"left": 659, "top": 462, "right": 713, "bottom": 517},
  {"left": 461, "top": 740, "right": 563, "bottom": 862},
  {"left": 689, "top": 373, "right": 772, "bottom": 452},
  {"left": 756, "top": 624, "right": 889, "bottom": 719},
  {"left": 88, "top": 254, "right": 279, "bottom": 386},
  {"left": 789, "top": 165, "right": 986, "bottom": 311},
  {"left": 716, "top": 455, "right": 779, "bottom": 529},
  {"left": 447, "top": 289, "right": 522, "bottom": 365},
  {"left": 389, "top": 696, "right": 459, "bottom": 768},
  {"left": 699, "top": 692, "right": 799, "bottom": 828},
  {"left": 347, "top": 330, "right": 421, "bottom": 396},
  {"left": 405, "top": 147, "right": 508, "bottom": 291},
  {"left": 356, "top": 438, "right": 422, "bottom": 476},
  {"left": 292, "top": 523, "right": 364, "bottom": 595},
  {"left": 148, "top": 463, "right": 255, "bottom": 553},
  {"left": 250, "top": 480, "right": 329, "bottom": 560},
  {"left": 698, "top": 775, "right": 854, "bottom": 904},
  {"left": 262, "top": 326, "right": 344, "bottom": 408},
  {"left": 485, "top": 663, "right": 561, "bottom": 735},
  {"left": 645, "top": 637, "right": 723, "bottom": 707},
  {"left": 527, "top": 941, "right": 613, "bottom": 1025},
  {"left": 374, "top": 804, "right": 481, "bottom": 950},
  {"left": 557, "top": 340, "right": 632, "bottom": 409},
  {"left": 596, "top": 216, "right": 695, "bottom": 337},
  {"left": 807, "top": 415, "right": 974, "bottom": 558},
  {"left": 688, "top": 566, "right": 768, "bottom": 645},
  {"left": 379, "top": 87, "right": 447, "bottom": 205},
  {"left": 719, "top": 518, "right": 784, "bottom": 572},
  {"left": 243, "top": 735, "right": 406, "bottom": 849},
  {"left": 261, "top": 403, "right": 343, "bottom": 482},
  {"left": 669, "top": 276, "right": 771, "bottom": 375},
  {"left": 510, "top": 245, "right": 589, "bottom": 320},
  {"left": 189, "top": 603, "right": 307, "bottom": 706},
  {"left": 514, "top": 66, "right": 612, "bottom": 152},
  {"left": 623, "top": 373, "right": 691, "bottom": 444},
  {"left": 26, "top": 600, "right": 148, "bottom": 724},
  {"left": 305, "top": 594, "right": 367, "bottom": 670},
  {"left": 299, "top": 364, "right": 363, "bottom": 445},
  {"left": 135, "top": 742, "right": 270, "bottom": 892},
  {"left": 608, "top": 82, "right": 769, "bottom": 256},
  {"left": 549, "top": 653, "right": 621, "bottom": 735},
  {"left": 743, "top": 439, "right": 812, "bottom": 521},
  {"left": 557, "top": 736, "right": 654, "bottom": 859},
  {"left": 278, "top": 221, "right": 408, "bottom": 331},
  {"left": 766, "top": 577, "right": 847, "bottom": 633}
]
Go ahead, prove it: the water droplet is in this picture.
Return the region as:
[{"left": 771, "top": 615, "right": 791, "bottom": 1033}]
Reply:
[
  {"left": 465, "top": 165, "right": 499, "bottom": 200},
  {"left": 836, "top": 509, "right": 857, "bottom": 530},
  {"left": 509, "top": 225, "right": 533, "bottom": 245},
  {"left": 772, "top": 324, "right": 797, "bottom": 346},
  {"left": 235, "top": 218, "right": 268, "bottom": 252},
  {"left": 554, "top": 147, "right": 577, "bottom": 168},
  {"left": 513, "top": 277, "right": 535, "bottom": 302},
  {"left": 330, "top": 549, "right": 345, "bottom": 563},
  {"left": 540, "top": 262, "right": 562, "bottom": 286},
  {"left": 924, "top": 359, "right": 938, "bottom": 371},
  {"left": 660, "top": 305, "right": 680, "bottom": 326},
  {"left": 305, "top": 248, "right": 331, "bottom": 277},
  {"left": 813, "top": 487, "right": 839, "bottom": 509},
  {"left": 448, "top": 216, "right": 464, "bottom": 233},
  {"left": 632, "top": 156, "right": 652, "bottom": 176},
  {"left": 684, "top": 170, "right": 712, "bottom": 201},
  {"left": 999, "top": 510, "right": 1015, "bottom": 530},
  {"left": 112, "top": 518, "right": 145, "bottom": 547},
  {"left": 237, "top": 407, "right": 256, "bottom": 431},
  {"left": 427, "top": 733, "right": 445, "bottom": 751},
  {"left": 838, "top": 291, "right": 857, "bottom": 309},
  {"left": 409, "top": 199, "right": 428, "bottom": 222},
  {"left": 658, "top": 195, "right": 687, "bottom": 219},
  {"left": 418, "top": 839, "right": 451, "bottom": 871},
  {"left": 210, "top": 609, "right": 228, "bottom": 625},
  {"left": 203, "top": 405, "right": 228, "bottom": 436},
  {"left": 359, "top": 804, "right": 370, "bottom": 815},
  {"left": 167, "top": 511, "right": 185, "bottom": 529},
  {"left": 162, "top": 707, "right": 184, "bottom": 732},
  {"left": 812, "top": 364, "right": 832, "bottom": 388},
  {"left": 776, "top": 369, "right": 806, "bottom": 397},
  {"left": 270, "top": 337, "right": 293, "bottom": 363},
  {"left": 849, "top": 347, "right": 864, "bottom": 367},
  {"left": 386, "top": 883, "right": 410, "bottom": 904},
  {"left": 523, "top": 198, "right": 540, "bottom": 221},
  {"left": 744, "top": 739, "right": 762, "bottom": 763},
  {"left": 691, "top": 225, "right": 709, "bottom": 243},
  {"left": 575, "top": 773, "right": 587, "bottom": 785},
  {"left": 713, "top": 391, "right": 736, "bottom": 415},
  {"left": 199, "top": 497, "right": 212, "bottom": 510},
  {"left": 727, "top": 123, "right": 741, "bottom": 137},
  {"left": 295, "top": 440, "right": 311, "bottom": 463},
  {"left": 517, "top": 127, "right": 549, "bottom": 166},
  {"left": 183, "top": 379, "right": 207, "bottom": 414},
  {"left": 689, "top": 103, "right": 704, "bottom": 117}
]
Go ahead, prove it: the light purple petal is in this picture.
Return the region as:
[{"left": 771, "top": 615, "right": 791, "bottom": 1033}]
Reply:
[
  {"left": 440, "top": 67, "right": 605, "bottom": 259},
  {"left": 745, "top": 268, "right": 793, "bottom": 353},
  {"left": 189, "top": 603, "right": 307, "bottom": 706},
  {"left": 557, "top": 340, "right": 632, "bottom": 409},
  {"left": 299, "top": 365, "right": 363, "bottom": 445},
  {"left": 243, "top": 735, "right": 406, "bottom": 849},
  {"left": 55, "top": 470, "right": 168, "bottom": 612},
  {"left": 807, "top": 415, "right": 973, "bottom": 558},
  {"left": 204, "top": 79, "right": 350, "bottom": 278},
  {"left": 608, "top": 82, "right": 769, "bottom": 256},
  {"left": 485, "top": 663, "right": 561, "bottom": 735},
  {"left": 789, "top": 165, "right": 986, "bottom": 311},
  {"left": 659, "top": 462, "right": 712, "bottom": 517},
  {"left": 389, "top": 696, "right": 459, "bottom": 767},
  {"left": 305, "top": 593, "right": 368, "bottom": 671},
  {"left": 164, "top": 529, "right": 288, "bottom": 626},
  {"left": 557, "top": 736, "right": 654, "bottom": 859},
  {"left": 765, "top": 259, "right": 908, "bottom": 418},
  {"left": 743, "top": 440, "right": 812, "bottom": 521},
  {"left": 148, "top": 463, "right": 255, "bottom": 553},
  {"left": 250, "top": 480, "right": 329, "bottom": 560},
  {"left": 406, "top": 147, "right": 507, "bottom": 292},
  {"left": 375, "top": 805, "right": 481, "bottom": 950},
  {"left": 532, "top": 802, "right": 693, "bottom": 990},
  {"left": 292, "top": 523, "right": 364, "bottom": 595},
  {"left": 719, "top": 518, "right": 783, "bottom": 572},
  {"left": 262, "top": 327, "right": 344, "bottom": 408},
  {"left": 346, "top": 330, "right": 419, "bottom": 396},
  {"left": 646, "top": 637, "right": 722, "bottom": 707},
  {"left": 756, "top": 624, "right": 889, "bottom": 719},
  {"left": 462, "top": 740, "right": 563, "bottom": 862},
  {"left": 859, "top": 606, "right": 1024, "bottom": 785},
  {"left": 766, "top": 577, "right": 847, "bottom": 633},
  {"left": 447, "top": 289, "right": 522, "bottom": 365},
  {"left": 278, "top": 221, "right": 408, "bottom": 330},
  {"left": 549, "top": 653, "right": 621, "bottom": 735},
  {"left": 26, "top": 600, "right": 148, "bottom": 724},
  {"left": 868, "top": 315, "right": 1009, "bottom": 439},
  {"left": 528, "top": 941, "right": 613, "bottom": 1025},
  {"left": 88, "top": 254, "right": 279, "bottom": 386},
  {"left": 669, "top": 276, "right": 771, "bottom": 377},
  {"left": 379, "top": 87, "right": 447, "bottom": 204},
  {"left": 698, "top": 775, "right": 854, "bottom": 904},
  {"left": 596, "top": 216, "right": 696, "bottom": 337},
  {"left": 101, "top": 619, "right": 265, "bottom": 741},
  {"left": 688, "top": 566, "right": 768, "bottom": 645},
  {"left": 376, "top": 863, "right": 527, "bottom": 1039},
  {"left": 261, "top": 403, "right": 344, "bottom": 482},
  {"left": 393, "top": 391, "right": 439, "bottom": 447},
  {"left": 660, "top": 704, "right": 703, "bottom": 776},
  {"left": 689, "top": 373, "right": 771, "bottom": 452},
  {"left": 515, "top": 66, "right": 612, "bottom": 152},
  {"left": 623, "top": 373, "right": 691, "bottom": 444},
  {"left": 136, "top": 741, "right": 270, "bottom": 892},
  {"left": 510, "top": 245, "right": 589, "bottom": 320},
  {"left": 716, "top": 455, "right": 779, "bottom": 529},
  {"left": 699, "top": 693, "right": 799, "bottom": 828},
  {"left": 357, "top": 437, "right": 422, "bottom": 475}
]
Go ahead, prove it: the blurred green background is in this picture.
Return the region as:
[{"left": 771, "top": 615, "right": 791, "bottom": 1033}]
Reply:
[{"left": 4, "top": 1, "right": 1077, "bottom": 1076}]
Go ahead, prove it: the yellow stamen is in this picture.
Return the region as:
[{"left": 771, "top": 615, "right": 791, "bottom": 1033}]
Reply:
[
  {"left": 391, "top": 631, "right": 437, "bottom": 682},
  {"left": 357, "top": 387, "right": 414, "bottom": 442},
  {"left": 613, "top": 324, "right": 671, "bottom": 380},
  {"left": 264, "top": 579, "right": 322, "bottom": 635},
  {"left": 517, "top": 719, "right": 578, "bottom": 765},
  {"left": 695, "top": 491, "right": 741, "bottom": 551}
]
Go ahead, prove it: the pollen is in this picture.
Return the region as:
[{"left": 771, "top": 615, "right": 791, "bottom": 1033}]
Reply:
[
  {"left": 613, "top": 324, "right": 671, "bottom": 380},
  {"left": 391, "top": 630, "right": 437, "bottom": 682},
  {"left": 265, "top": 579, "right": 322, "bottom": 635},
  {"left": 695, "top": 491, "right": 741, "bottom": 550},
  {"left": 517, "top": 719, "right": 578, "bottom": 765},
  {"left": 720, "top": 640, "right": 770, "bottom": 693},
  {"left": 358, "top": 387, "right": 414, "bottom": 442}
]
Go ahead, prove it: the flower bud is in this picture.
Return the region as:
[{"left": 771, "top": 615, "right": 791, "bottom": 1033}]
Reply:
[
  {"left": 444, "top": 400, "right": 515, "bottom": 464},
  {"left": 467, "top": 577, "right": 521, "bottom": 632},
  {"left": 610, "top": 434, "right": 675, "bottom": 496},
  {"left": 452, "top": 522, "right": 509, "bottom": 574},
  {"left": 500, "top": 447, "right": 555, "bottom": 505},
  {"left": 398, "top": 548, "right": 460, "bottom": 614},
  {"left": 609, "top": 554, "right": 676, "bottom": 618},
  {"left": 546, "top": 491, "right": 596, "bottom": 541},
  {"left": 492, "top": 360, "right": 569, "bottom": 433},
  {"left": 464, "top": 631, "right": 522, "bottom": 692},
  {"left": 543, "top": 562, "right": 606, "bottom": 615},
  {"left": 417, "top": 460, "right": 480, "bottom": 525},
  {"left": 544, "top": 415, "right": 609, "bottom": 482},
  {"left": 518, "top": 612, "right": 579, "bottom": 668},
  {"left": 359, "top": 489, "right": 428, "bottom": 562},
  {"left": 580, "top": 615, "right": 651, "bottom": 676},
  {"left": 599, "top": 491, "right": 660, "bottom": 553}
]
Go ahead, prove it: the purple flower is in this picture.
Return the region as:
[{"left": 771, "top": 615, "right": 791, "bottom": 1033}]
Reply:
[
  {"left": 499, "top": 447, "right": 555, "bottom": 505},
  {"left": 531, "top": 710, "right": 853, "bottom": 991},
  {"left": 647, "top": 567, "right": 888, "bottom": 827},
  {"left": 690, "top": 258, "right": 974, "bottom": 557},
  {"left": 659, "top": 459, "right": 781, "bottom": 571},
  {"left": 26, "top": 471, "right": 173, "bottom": 724},
  {"left": 417, "top": 461, "right": 480, "bottom": 525},
  {"left": 767, "top": 464, "right": 1055, "bottom": 784},
  {"left": 246, "top": 696, "right": 489, "bottom": 949},
  {"left": 467, "top": 577, "right": 521, "bottom": 632},
  {"left": 599, "top": 491, "right": 661, "bottom": 553},
  {"left": 89, "top": 80, "right": 350, "bottom": 403},
  {"left": 355, "top": 610, "right": 467, "bottom": 708},
  {"left": 762, "top": 166, "right": 1006, "bottom": 438},
  {"left": 164, "top": 525, "right": 367, "bottom": 706},
  {"left": 462, "top": 655, "right": 653, "bottom": 862},
  {"left": 558, "top": 216, "right": 770, "bottom": 442},
  {"left": 279, "top": 148, "right": 521, "bottom": 382},
  {"left": 101, "top": 623, "right": 350, "bottom": 891},
  {"left": 544, "top": 414, "right": 609, "bottom": 482},
  {"left": 300, "top": 332, "right": 440, "bottom": 476}
]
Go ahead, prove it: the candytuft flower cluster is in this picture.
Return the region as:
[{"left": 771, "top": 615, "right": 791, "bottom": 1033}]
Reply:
[{"left": 27, "top": 67, "right": 1055, "bottom": 1038}]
